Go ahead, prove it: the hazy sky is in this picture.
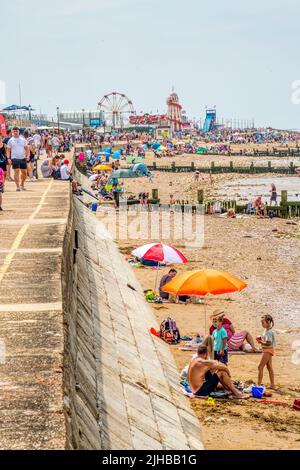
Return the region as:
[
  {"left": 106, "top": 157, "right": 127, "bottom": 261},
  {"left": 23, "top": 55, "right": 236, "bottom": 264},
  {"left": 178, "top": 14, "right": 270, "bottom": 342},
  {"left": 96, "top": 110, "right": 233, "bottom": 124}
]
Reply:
[{"left": 1, "top": 0, "right": 300, "bottom": 128}]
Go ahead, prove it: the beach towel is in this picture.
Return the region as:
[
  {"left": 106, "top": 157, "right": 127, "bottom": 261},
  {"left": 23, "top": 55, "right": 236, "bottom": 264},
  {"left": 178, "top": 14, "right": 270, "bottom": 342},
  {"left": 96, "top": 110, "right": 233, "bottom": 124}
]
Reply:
[{"left": 179, "top": 337, "right": 202, "bottom": 351}]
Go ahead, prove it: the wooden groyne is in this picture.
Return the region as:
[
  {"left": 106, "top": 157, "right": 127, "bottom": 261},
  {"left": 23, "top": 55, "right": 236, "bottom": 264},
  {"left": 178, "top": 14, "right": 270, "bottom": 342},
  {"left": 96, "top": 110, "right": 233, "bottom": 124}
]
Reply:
[{"left": 148, "top": 161, "right": 298, "bottom": 174}]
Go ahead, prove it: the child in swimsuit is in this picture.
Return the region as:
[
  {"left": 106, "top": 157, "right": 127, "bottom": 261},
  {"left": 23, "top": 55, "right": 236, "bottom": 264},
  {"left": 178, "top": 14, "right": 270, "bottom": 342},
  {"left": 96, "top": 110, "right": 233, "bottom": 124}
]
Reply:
[{"left": 257, "top": 314, "right": 276, "bottom": 388}]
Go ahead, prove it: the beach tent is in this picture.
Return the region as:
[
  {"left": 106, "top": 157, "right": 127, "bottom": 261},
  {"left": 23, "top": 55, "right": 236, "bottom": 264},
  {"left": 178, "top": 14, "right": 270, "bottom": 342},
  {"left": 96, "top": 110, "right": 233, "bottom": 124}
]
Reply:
[
  {"left": 112, "top": 150, "right": 122, "bottom": 159},
  {"left": 152, "top": 142, "right": 160, "bottom": 150},
  {"left": 196, "top": 147, "right": 207, "bottom": 154}
]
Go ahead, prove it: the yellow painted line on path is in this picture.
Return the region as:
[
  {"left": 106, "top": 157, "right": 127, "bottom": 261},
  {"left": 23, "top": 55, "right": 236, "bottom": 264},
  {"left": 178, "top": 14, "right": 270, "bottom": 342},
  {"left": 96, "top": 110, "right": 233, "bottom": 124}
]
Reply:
[
  {"left": 0, "top": 302, "right": 62, "bottom": 312},
  {"left": 0, "top": 179, "right": 54, "bottom": 285}
]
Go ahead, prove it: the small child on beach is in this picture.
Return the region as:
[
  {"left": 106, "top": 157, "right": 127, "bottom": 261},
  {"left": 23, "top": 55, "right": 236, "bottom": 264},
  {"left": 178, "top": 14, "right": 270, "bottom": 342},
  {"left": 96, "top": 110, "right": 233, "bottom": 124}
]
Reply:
[
  {"left": 212, "top": 317, "right": 228, "bottom": 364},
  {"left": 257, "top": 314, "right": 276, "bottom": 388},
  {"left": 0, "top": 167, "right": 4, "bottom": 211}
]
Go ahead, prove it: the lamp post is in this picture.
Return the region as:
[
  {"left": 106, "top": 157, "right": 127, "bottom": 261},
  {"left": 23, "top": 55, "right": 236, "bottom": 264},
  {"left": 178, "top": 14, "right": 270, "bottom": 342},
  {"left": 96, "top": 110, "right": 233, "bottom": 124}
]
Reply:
[
  {"left": 56, "top": 107, "right": 60, "bottom": 133},
  {"left": 28, "top": 104, "right": 32, "bottom": 126},
  {"left": 82, "top": 109, "right": 85, "bottom": 128}
]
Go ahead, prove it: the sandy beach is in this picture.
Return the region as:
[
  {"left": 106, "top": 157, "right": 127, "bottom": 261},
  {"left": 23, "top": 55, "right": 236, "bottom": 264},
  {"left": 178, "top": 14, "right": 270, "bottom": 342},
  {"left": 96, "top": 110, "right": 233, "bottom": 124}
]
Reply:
[
  {"left": 92, "top": 149, "right": 300, "bottom": 450},
  {"left": 112, "top": 213, "right": 300, "bottom": 450}
]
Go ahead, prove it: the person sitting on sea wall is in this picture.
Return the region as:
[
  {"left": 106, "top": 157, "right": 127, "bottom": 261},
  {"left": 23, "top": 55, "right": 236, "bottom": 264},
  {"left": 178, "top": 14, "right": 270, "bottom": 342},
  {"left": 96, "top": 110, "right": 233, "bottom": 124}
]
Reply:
[
  {"left": 41, "top": 156, "right": 53, "bottom": 178},
  {"left": 51, "top": 156, "right": 62, "bottom": 179},
  {"left": 209, "top": 310, "right": 261, "bottom": 353},
  {"left": 187, "top": 345, "right": 248, "bottom": 399}
]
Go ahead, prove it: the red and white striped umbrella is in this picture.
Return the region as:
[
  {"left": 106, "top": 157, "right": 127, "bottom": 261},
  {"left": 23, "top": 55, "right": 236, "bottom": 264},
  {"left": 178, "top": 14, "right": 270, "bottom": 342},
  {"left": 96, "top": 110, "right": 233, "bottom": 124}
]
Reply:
[{"left": 132, "top": 243, "right": 187, "bottom": 264}]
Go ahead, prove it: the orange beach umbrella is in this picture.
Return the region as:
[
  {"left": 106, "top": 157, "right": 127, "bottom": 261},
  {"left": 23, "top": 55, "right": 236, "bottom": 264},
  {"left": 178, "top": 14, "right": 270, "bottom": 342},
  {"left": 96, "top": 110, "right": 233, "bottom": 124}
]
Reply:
[
  {"left": 93, "top": 164, "right": 113, "bottom": 172},
  {"left": 162, "top": 269, "right": 247, "bottom": 296},
  {"left": 162, "top": 269, "right": 247, "bottom": 332}
]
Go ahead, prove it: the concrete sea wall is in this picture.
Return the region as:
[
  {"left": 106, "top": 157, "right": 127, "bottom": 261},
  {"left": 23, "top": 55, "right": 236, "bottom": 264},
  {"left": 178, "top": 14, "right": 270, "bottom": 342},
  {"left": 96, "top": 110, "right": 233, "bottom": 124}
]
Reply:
[{"left": 62, "top": 194, "right": 204, "bottom": 450}]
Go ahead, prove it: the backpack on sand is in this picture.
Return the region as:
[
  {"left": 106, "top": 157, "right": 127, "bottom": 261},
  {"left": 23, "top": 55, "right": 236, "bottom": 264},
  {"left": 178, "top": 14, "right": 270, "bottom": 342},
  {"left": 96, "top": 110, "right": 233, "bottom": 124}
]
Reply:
[{"left": 160, "top": 317, "right": 180, "bottom": 345}]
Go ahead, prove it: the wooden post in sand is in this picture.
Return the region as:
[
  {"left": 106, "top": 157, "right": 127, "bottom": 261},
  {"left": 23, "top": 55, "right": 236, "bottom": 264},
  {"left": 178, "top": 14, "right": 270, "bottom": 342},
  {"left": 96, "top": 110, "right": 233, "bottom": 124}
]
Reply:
[
  {"left": 171, "top": 161, "right": 176, "bottom": 172},
  {"left": 197, "top": 190, "right": 204, "bottom": 205},
  {"left": 152, "top": 189, "right": 158, "bottom": 200},
  {"left": 281, "top": 190, "right": 288, "bottom": 205},
  {"left": 191, "top": 162, "right": 195, "bottom": 171},
  {"left": 280, "top": 190, "right": 288, "bottom": 217}
]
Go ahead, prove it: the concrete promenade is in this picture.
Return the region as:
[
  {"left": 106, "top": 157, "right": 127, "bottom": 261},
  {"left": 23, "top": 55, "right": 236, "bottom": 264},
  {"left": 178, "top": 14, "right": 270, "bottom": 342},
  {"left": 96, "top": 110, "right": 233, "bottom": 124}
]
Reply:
[
  {"left": 0, "top": 165, "right": 203, "bottom": 450},
  {"left": 0, "top": 177, "right": 69, "bottom": 449}
]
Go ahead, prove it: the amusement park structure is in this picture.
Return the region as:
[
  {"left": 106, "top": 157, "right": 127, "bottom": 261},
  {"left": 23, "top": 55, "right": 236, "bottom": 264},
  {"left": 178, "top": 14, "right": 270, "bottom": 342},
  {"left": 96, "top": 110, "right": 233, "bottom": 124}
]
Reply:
[
  {"left": 203, "top": 108, "right": 217, "bottom": 133},
  {"left": 167, "top": 91, "right": 183, "bottom": 133},
  {"left": 98, "top": 92, "right": 135, "bottom": 128},
  {"left": 128, "top": 90, "right": 187, "bottom": 136}
]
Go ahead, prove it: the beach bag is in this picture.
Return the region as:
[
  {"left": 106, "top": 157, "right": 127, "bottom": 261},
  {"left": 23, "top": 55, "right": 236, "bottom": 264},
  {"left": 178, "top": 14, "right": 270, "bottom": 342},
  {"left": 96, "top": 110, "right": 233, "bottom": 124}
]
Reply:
[
  {"left": 160, "top": 317, "right": 180, "bottom": 344},
  {"left": 293, "top": 399, "right": 300, "bottom": 411},
  {"left": 145, "top": 290, "right": 155, "bottom": 301}
]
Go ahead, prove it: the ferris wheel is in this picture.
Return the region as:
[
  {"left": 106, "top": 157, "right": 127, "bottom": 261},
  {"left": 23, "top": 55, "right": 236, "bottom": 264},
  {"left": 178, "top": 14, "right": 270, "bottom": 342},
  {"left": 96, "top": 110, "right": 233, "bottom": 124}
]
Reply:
[{"left": 98, "top": 92, "right": 135, "bottom": 128}]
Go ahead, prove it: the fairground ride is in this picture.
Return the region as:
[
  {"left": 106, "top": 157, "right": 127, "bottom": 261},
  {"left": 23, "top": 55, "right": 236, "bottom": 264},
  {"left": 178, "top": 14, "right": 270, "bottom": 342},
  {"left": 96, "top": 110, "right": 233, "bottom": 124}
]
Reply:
[{"left": 98, "top": 92, "right": 135, "bottom": 129}]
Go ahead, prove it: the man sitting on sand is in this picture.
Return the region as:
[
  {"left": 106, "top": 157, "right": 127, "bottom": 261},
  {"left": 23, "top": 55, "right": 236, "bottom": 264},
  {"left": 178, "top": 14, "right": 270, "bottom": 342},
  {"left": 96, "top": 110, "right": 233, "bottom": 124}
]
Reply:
[
  {"left": 187, "top": 345, "right": 248, "bottom": 399},
  {"left": 253, "top": 196, "right": 267, "bottom": 217},
  {"left": 159, "top": 268, "right": 177, "bottom": 299}
]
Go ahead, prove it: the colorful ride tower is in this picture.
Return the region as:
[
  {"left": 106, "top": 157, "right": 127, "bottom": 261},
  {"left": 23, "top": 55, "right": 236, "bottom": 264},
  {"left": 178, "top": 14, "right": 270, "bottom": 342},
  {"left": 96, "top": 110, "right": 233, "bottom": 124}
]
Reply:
[{"left": 167, "top": 91, "right": 183, "bottom": 134}]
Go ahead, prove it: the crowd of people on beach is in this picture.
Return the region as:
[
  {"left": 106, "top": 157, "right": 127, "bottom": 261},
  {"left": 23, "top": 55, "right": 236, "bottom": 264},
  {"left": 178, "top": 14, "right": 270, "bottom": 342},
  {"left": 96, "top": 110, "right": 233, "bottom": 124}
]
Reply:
[
  {"left": 187, "top": 311, "right": 275, "bottom": 399},
  {"left": 201, "top": 128, "right": 300, "bottom": 145},
  {"left": 155, "top": 269, "right": 277, "bottom": 398}
]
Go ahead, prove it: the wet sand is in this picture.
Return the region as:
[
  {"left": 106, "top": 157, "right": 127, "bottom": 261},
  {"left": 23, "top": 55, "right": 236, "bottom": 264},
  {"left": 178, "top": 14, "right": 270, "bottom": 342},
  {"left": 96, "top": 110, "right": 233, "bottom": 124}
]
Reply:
[{"left": 122, "top": 171, "right": 300, "bottom": 206}]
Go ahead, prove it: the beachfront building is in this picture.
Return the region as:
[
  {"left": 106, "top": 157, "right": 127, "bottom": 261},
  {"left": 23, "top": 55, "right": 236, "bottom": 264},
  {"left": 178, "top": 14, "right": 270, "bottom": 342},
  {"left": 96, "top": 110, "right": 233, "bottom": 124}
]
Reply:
[{"left": 58, "top": 110, "right": 104, "bottom": 129}]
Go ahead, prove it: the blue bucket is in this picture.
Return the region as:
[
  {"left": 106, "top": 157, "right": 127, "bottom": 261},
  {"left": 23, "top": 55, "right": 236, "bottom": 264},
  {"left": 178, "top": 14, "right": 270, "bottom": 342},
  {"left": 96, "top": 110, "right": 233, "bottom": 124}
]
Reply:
[
  {"left": 91, "top": 202, "right": 98, "bottom": 212},
  {"left": 252, "top": 386, "right": 265, "bottom": 398}
]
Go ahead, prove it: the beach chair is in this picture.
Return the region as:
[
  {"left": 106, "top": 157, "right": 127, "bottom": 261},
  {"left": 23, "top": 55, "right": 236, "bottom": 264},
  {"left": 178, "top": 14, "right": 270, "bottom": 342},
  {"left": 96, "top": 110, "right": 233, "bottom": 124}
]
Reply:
[{"left": 246, "top": 202, "right": 256, "bottom": 214}]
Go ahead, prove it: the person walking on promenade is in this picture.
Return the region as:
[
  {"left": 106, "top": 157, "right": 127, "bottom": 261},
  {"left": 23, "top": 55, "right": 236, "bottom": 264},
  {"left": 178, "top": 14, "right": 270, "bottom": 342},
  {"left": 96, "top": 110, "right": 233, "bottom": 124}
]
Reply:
[
  {"left": 0, "top": 135, "right": 8, "bottom": 181},
  {"left": 33, "top": 131, "right": 42, "bottom": 159},
  {"left": 6, "top": 127, "right": 29, "bottom": 191},
  {"left": 3, "top": 129, "right": 12, "bottom": 181},
  {"left": 24, "top": 130, "right": 36, "bottom": 181}
]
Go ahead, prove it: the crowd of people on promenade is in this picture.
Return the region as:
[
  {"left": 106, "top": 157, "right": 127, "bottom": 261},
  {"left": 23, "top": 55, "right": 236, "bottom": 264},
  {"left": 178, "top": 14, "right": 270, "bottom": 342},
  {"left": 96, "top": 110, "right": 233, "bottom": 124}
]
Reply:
[{"left": 0, "top": 127, "right": 79, "bottom": 210}]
